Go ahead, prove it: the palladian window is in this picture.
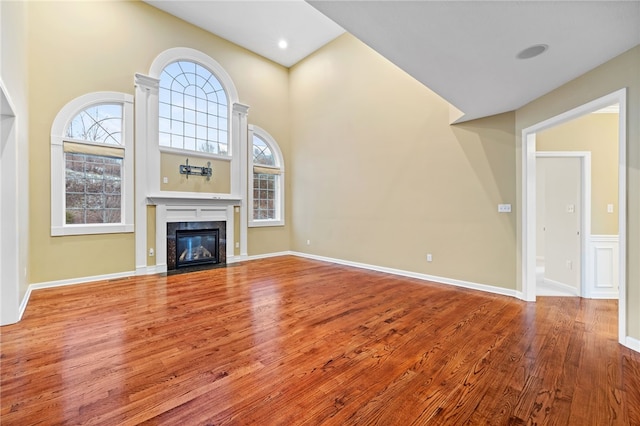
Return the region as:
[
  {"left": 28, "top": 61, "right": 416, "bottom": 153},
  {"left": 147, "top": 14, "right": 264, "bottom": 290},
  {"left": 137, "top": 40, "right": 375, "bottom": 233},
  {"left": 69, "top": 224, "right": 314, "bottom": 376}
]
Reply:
[{"left": 158, "top": 60, "right": 229, "bottom": 156}]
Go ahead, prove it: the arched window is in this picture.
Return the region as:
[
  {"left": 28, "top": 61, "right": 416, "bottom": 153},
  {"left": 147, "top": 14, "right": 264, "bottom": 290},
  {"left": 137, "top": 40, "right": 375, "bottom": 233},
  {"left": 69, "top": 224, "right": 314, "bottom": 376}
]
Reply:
[
  {"left": 135, "top": 48, "right": 245, "bottom": 269},
  {"left": 249, "top": 125, "right": 284, "bottom": 227},
  {"left": 158, "top": 60, "right": 229, "bottom": 156},
  {"left": 51, "top": 92, "right": 134, "bottom": 235}
]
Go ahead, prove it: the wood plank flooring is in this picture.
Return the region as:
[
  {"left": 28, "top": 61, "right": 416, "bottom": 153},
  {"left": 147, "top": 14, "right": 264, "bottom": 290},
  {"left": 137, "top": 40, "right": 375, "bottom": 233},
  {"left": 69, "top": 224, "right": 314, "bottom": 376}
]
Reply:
[{"left": 1, "top": 256, "right": 639, "bottom": 425}]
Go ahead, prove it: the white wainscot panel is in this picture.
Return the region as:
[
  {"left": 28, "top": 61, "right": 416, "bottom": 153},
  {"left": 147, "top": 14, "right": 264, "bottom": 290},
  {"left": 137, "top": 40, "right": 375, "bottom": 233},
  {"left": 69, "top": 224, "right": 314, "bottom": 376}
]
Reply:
[{"left": 587, "top": 235, "right": 619, "bottom": 299}]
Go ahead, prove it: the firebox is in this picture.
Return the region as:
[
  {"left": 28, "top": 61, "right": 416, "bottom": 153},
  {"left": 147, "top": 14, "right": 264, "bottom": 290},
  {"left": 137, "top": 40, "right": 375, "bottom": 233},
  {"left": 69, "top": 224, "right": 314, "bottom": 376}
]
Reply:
[
  {"left": 175, "top": 229, "right": 219, "bottom": 268},
  {"left": 166, "top": 221, "right": 227, "bottom": 272}
]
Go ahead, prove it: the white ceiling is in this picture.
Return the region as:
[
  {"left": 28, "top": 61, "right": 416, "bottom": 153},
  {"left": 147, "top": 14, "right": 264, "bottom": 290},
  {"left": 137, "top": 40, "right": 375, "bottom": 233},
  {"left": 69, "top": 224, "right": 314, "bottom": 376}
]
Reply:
[
  {"left": 309, "top": 0, "right": 640, "bottom": 122},
  {"left": 145, "top": 0, "right": 640, "bottom": 122},
  {"left": 144, "top": 0, "right": 344, "bottom": 67}
]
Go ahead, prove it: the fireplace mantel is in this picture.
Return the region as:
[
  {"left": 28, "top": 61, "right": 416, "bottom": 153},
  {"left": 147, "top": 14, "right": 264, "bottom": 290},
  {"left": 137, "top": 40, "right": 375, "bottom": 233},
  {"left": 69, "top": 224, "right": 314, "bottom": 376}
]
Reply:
[
  {"left": 147, "top": 192, "right": 241, "bottom": 207},
  {"left": 148, "top": 192, "right": 240, "bottom": 273}
]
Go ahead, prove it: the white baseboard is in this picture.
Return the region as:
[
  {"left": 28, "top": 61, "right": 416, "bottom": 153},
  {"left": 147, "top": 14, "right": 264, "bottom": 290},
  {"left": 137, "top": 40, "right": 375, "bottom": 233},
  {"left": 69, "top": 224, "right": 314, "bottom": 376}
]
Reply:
[
  {"left": 587, "top": 290, "right": 620, "bottom": 300},
  {"left": 136, "top": 265, "right": 161, "bottom": 275},
  {"left": 236, "top": 251, "right": 294, "bottom": 262},
  {"left": 136, "top": 265, "right": 147, "bottom": 275},
  {"left": 19, "top": 271, "right": 135, "bottom": 320},
  {"left": 28, "top": 271, "right": 136, "bottom": 292},
  {"left": 541, "top": 278, "right": 580, "bottom": 296},
  {"left": 290, "top": 251, "right": 519, "bottom": 299},
  {"left": 625, "top": 336, "right": 640, "bottom": 352},
  {"left": 18, "top": 287, "right": 32, "bottom": 322},
  {"left": 138, "top": 263, "right": 166, "bottom": 274}
]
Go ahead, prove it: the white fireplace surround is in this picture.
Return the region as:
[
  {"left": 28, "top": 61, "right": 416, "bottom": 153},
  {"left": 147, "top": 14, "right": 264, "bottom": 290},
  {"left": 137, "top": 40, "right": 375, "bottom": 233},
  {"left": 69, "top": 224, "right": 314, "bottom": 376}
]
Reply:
[
  {"left": 134, "top": 55, "right": 250, "bottom": 276},
  {"left": 148, "top": 193, "right": 241, "bottom": 273}
]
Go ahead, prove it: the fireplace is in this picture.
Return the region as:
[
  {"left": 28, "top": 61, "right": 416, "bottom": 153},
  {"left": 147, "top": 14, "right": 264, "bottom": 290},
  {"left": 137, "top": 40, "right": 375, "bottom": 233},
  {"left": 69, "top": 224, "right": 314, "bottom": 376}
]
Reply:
[
  {"left": 167, "top": 221, "right": 226, "bottom": 272},
  {"left": 176, "top": 229, "right": 219, "bottom": 268}
]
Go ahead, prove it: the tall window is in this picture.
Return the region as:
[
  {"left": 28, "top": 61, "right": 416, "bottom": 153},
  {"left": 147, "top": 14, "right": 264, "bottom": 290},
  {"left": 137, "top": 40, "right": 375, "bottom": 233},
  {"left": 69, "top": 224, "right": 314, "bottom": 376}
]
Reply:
[
  {"left": 65, "top": 104, "right": 123, "bottom": 224},
  {"left": 249, "top": 126, "right": 284, "bottom": 227},
  {"left": 51, "top": 93, "right": 134, "bottom": 236},
  {"left": 158, "top": 60, "right": 229, "bottom": 156}
]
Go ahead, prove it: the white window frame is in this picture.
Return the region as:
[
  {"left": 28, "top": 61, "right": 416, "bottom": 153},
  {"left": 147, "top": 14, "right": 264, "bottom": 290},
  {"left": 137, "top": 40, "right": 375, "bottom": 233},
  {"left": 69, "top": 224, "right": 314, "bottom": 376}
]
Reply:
[
  {"left": 158, "top": 60, "right": 231, "bottom": 159},
  {"left": 151, "top": 49, "right": 238, "bottom": 160},
  {"left": 51, "top": 92, "right": 134, "bottom": 236},
  {"left": 249, "top": 125, "right": 285, "bottom": 227}
]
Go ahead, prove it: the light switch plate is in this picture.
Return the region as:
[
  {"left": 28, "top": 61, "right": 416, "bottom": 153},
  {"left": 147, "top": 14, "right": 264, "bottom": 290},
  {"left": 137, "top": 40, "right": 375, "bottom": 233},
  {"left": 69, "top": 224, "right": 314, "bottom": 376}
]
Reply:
[{"left": 498, "top": 204, "right": 511, "bottom": 213}]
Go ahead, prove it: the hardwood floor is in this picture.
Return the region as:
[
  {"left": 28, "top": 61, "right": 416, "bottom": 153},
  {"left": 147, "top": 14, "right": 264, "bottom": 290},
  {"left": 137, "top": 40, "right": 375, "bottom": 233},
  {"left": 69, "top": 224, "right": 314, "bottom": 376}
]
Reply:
[{"left": 1, "top": 256, "right": 639, "bottom": 425}]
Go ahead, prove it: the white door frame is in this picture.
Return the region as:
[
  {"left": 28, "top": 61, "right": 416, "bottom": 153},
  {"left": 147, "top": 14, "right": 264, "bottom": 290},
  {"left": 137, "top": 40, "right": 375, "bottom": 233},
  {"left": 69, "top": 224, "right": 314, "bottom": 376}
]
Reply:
[
  {"left": 536, "top": 152, "right": 591, "bottom": 297},
  {"left": 0, "top": 79, "right": 20, "bottom": 325},
  {"left": 521, "top": 88, "right": 627, "bottom": 346}
]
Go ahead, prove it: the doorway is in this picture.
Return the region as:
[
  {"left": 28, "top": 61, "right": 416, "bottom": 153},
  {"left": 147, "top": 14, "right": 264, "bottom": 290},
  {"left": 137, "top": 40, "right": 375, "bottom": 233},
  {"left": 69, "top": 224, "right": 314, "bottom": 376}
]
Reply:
[
  {"left": 536, "top": 154, "right": 590, "bottom": 297},
  {"left": 521, "top": 88, "right": 626, "bottom": 345}
]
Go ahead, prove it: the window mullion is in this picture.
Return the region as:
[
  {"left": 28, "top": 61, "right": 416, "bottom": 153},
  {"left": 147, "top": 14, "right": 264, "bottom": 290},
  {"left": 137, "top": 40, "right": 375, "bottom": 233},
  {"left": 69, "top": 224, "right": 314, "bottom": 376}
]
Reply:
[
  {"left": 159, "top": 60, "right": 229, "bottom": 156},
  {"left": 51, "top": 92, "right": 133, "bottom": 236}
]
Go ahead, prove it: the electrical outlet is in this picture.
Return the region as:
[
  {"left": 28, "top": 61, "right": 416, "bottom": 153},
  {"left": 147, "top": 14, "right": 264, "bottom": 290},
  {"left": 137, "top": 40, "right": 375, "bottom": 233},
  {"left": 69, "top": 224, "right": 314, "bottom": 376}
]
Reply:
[
  {"left": 607, "top": 204, "right": 614, "bottom": 213},
  {"left": 163, "top": 177, "right": 169, "bottom": 184},
  {"left": 427, "top": 253, "right": 433, "bottom": 262},
  {"left": 306, "top": 240, "right": 311, "bottom": 246},
  {"left": 149, "top": 248, "right": 155, "bottom": 257},
  {"left": 566, "top": 204, "right": 575, "bottom": 213},
  {"left": 235, "top": 242, "right": 239, "bottom": 248}
]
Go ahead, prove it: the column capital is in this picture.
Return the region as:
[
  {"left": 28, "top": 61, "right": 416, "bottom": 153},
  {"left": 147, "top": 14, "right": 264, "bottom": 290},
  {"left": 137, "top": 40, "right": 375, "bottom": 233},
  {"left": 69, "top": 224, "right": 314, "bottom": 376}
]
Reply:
[
  {"left": 232, "top": 102, "right": 250, "bottom": 115},
  {"left": 134, "top": 73, "right": 160, "bottom": 92}
]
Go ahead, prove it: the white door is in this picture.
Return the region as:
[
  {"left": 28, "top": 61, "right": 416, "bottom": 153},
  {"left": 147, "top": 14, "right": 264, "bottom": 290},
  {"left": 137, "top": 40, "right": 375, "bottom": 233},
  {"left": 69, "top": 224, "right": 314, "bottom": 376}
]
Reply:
[{"left": 537, "top": 157, "right": 582, "bottom": 296}]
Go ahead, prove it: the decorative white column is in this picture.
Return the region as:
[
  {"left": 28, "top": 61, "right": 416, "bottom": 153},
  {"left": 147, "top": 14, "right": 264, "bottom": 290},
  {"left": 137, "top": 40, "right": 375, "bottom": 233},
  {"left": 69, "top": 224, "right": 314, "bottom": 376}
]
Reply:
[
  {"left": 134, "top": 73, "right": 160, "bottom": 274},
  {"left": 232, "top": 103, "right": 250, "bottom": 257}
]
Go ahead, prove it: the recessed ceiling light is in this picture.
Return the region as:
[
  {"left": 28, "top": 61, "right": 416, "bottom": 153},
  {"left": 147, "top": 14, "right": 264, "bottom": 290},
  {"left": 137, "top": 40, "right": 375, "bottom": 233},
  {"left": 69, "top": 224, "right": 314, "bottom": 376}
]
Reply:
[
  {"left": 278, "top": 39, "right": 288, "bottom": 49},
  {"left": 517, "top": 44, "right": 549, "bottom": 60}
]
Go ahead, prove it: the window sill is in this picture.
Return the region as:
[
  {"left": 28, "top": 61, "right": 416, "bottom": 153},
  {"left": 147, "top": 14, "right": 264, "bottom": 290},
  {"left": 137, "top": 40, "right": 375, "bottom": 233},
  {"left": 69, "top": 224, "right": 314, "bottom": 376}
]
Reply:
[
  {"left": 51, "top": 223, "right": 134, "bottom": 236},
  {"left": 159, "top": 146, "right": 232, "bottom": 162},
  {"left": 248, "top": 219, "right": 285, "bottom": 228}
]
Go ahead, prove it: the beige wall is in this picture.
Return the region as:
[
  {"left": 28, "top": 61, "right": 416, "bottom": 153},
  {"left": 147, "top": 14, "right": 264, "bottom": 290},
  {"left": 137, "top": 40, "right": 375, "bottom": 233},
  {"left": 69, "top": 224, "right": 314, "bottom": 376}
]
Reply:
[
  {"left": 160, "top": 153, "right": 231, "bottom": 193},
  {"left": 290, "top": 34, "right": 517, "bottom": 289},
  {"left": 27, "top": 1, "right": 290, "bottom": 282},
  {"left": 146, "top": 206, "right": 156, "bottom": 266},
  {"left": 516, "top": 45, "right": 640, "bottom": 339},
  {"left": 537, "top": 113, "right": 619, "bottom": 235}
]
